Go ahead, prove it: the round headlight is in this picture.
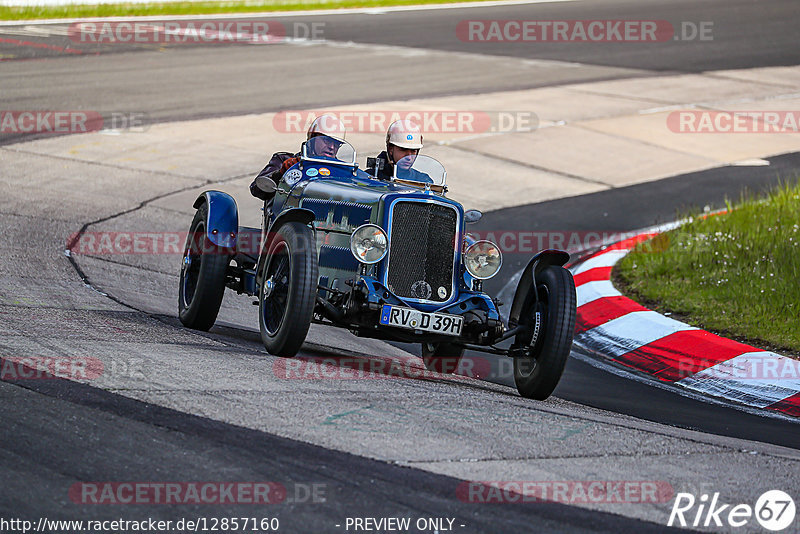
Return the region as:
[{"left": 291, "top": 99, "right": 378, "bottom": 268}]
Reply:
[
  {"left": 350, "top": 224, "right": 388, "bottom": 264},
  {"left": 464, "top": 240, "right": 502, "bottom": 279}
]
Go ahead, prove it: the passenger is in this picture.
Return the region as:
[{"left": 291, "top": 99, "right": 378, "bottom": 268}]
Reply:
[{"left": 366, "top": 119, "right": 424, "bottom": 180}]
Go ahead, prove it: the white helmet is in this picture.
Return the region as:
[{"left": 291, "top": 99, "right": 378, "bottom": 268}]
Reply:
[
  {"left": 307, "top": 113, "right": 346, "bottom": 142},
  {"left": 386, "top": 119, "right": 423, "bottom": 149}
]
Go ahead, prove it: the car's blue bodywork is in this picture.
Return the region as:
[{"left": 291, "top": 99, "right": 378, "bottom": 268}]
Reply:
[
  {"left": 192, "top": 190, "right": 239, "bottom": 249},
  {"left": 193, "top": 155, "right": 565, "bottom": 347}
]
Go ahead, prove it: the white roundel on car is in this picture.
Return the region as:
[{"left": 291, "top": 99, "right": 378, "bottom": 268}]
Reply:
[
  {"left": 438, "top": 286, "right": 447, "bottom": 299},
  {"left": 284, "top": 169, "right": 303, "bottom": 185}
]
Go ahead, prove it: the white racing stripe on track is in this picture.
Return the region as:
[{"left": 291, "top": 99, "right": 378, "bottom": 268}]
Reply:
[
  {"left": 0, "top": 0, "right": 578, "bottom": 23},
  {"left": 572, "top": 249, "right": 629, "bottom": 277},
  {"left": 0, "top": 18, "right": 591, "bottom": 73},
  {"left": 0, "top": 24, "right": 71, "bottom": 36},
  {"left": 575, "top": 310, "right": 697, "bottom": 358},
  {"left": 677, "top": 352, "right": 800, "bottom": 408},
  {"left": 569, "top": 349, "right": 800, "bottom": 422},
  {"left": 576, "top": 280, "right": 619, "bottom": 308},
  {"left": 281, "top": 38, "right": 586, "bottom": 70}
]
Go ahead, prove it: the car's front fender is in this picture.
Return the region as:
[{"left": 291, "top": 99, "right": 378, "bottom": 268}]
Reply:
[
  {"left": 508, "top": 249, "right": 570, "bottom": 326},
  {"left": 267, "top": 207, "right": 316, "bottom": 235},
  {"left": 192, "top": 191, "right": 238, "bottom": 249}
]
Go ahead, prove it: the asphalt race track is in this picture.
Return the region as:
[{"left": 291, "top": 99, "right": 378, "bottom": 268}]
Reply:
[
  {"left": 2, "top": 0, "right": 800, "bottom": 140},
  {"left": 2, "top": 0, "right": 800, "bottom": 532}
]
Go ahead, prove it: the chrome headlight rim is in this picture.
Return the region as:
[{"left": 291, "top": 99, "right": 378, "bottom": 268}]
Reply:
[
  {"left": 464, "top": 239, "right": 502, "bottom": 280},
  {"left": 350, "top": 224, "right": 389, "bottom": 265}
]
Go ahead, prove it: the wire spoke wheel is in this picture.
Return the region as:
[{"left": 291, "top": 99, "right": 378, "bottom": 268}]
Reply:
[
  {"left": 262, "top": 243, "right": 290, "bottom": 336},
  {"left": 178, "top": 203, "right": 231, "bottom": 331},
  {"left": 180, "top": 223, "right": 203, "bottom": 308},
  {"left": 258, "top": 222, "right": 318, "bottom": 358}
]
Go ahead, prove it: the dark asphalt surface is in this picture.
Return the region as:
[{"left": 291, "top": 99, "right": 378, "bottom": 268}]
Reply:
[
  {"left": 2, "top": 0, "right": 799, "bottom": 70},
  {"left": 1, "top": 378, "right": 675, "bottom": 533},
  {"left": 1, "top": 0, "right": 799, "bottom": 144},
  {"left": 301, "top": 0, "right": 800, "bottom": 72}
]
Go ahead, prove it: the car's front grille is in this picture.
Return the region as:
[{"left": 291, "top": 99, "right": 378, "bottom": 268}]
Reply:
[{"left": 386, "top": 201, "right": 458, "bottom": 303}]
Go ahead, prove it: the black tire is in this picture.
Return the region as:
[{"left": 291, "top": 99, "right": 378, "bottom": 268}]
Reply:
[
  {"left": 513, "top": 265, "right": 576, "bottom": 400},
  {"left": 178, "top": 203, "right": 231, "bottom": 330},
  {"left": 259, "top": 222, "right": 318, "bottom": 358},
  {"left": 422, "top": 343, "right": 465, "bottom": 374}
]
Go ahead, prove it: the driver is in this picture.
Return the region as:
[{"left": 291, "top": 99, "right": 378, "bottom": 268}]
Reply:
[
  {"left": 366, "top": 119, "right": 424, "bottom": 180},
  {"left": 250, "top": 113, "right": 347, "bottom": 201}
]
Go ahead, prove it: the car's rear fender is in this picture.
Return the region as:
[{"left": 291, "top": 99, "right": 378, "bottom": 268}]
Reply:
[
  {"left": 508, "top": 249, "right": 571, "bottom": 326},
  {"left": 192, "top": 191, "right": 238, "bottom": 249}
]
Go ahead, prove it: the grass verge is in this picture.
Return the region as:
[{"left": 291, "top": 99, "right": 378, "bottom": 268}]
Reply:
[
  {"left": 1, "top": 0, "right": 496, "bottom": 20},
  {"left": 614, "top": 179, "right": 800, "bottom": 357}
]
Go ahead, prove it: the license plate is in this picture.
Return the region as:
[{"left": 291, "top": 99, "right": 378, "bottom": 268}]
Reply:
[{"left": 379, "top": 305, "right": 463, "bottom": 336}]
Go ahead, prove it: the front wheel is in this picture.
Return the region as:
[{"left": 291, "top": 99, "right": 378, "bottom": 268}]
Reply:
[
  {"left": 513, "top": 265, "right": 576, "bottom": 400},
  {"left": 421, "top": 343, "right": 465, "bottom": 374},
  {"left": 259, "top": 222, "right": 318, "bottom": 358},
  {"left": 178, "top": 203, "right": 231, "bottom": 331}
]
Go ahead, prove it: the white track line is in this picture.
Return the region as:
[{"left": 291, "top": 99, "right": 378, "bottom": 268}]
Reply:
[
  {"left": 570, "top": 348, "right": 800, "bottom": 424},
  {"left": 677, "top": 352, "right": 800, "bottom": 409},
  {"left": 574, "top": 310, "right": 698, "bottom": 359},
  {"left": 572, "top": 249, "right": 629, "bottom": 276},
  {"left": 575, "top": 280, "right": 620, "bottom": 308},
  {"left": 0, "top": 0, "right": 578, "bottom": 24}
]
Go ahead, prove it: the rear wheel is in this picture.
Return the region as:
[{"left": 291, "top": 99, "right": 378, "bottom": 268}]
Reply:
[
  {"left": 259, "top": 222, "right": 318, "bottom": 358},
  {"left": 178, "top": 203, "right": 230, "bottom": 331},
  {"left": 513, "top": 265, "right": 576, "bottom": 400},
  {"left": 422, "top": 343, "right": 465, "bottom": 374}
]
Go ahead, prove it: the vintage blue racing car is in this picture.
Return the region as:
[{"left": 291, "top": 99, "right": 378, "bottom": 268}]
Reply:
[{"left": 178, "top": 136, "right": 576, "bottom": 399}]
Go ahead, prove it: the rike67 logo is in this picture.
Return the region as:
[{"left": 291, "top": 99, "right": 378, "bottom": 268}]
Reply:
[{"left": 668, "top": 490, "right": 796, "bottom": 531}]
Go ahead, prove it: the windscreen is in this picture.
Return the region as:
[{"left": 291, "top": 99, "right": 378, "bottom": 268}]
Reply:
[
  {"left": 393, "top": 154, "right": 447, "bottom": 187},
  {"left": 302, "top": 134, "right": 356, "bottom": 166}
]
